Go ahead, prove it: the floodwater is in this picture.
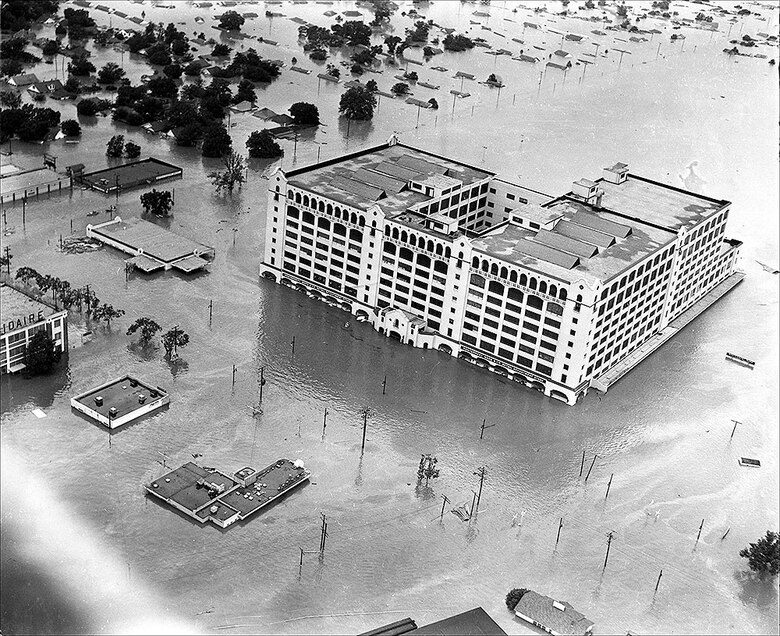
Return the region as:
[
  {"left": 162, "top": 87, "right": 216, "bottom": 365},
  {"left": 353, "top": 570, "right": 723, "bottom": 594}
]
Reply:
[{"left": 1, "top": 1, "right": 778, "bottom": 634}]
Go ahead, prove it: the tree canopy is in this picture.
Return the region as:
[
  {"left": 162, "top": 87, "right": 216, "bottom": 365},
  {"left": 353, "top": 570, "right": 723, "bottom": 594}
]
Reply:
[
  {"left": 24, "top": 330, "right": 61, "bottom": 376},
  {"left": 127, "top": 317, "right": 162, "bottom": 345},
  {"left": 246, "top": 130, "right": 282, "bottom": 159},
  {"left": 219, "top": 10, "right": 245, "bottom": 31},
  {"left": 505, "top": 588, "right": 530, "bottom": 611},
  {"left": 201, "top": 123, "right": 232, "bottom": 157},
  {"left": 140, "top": 189, "right": 173, "bottom": 216},
  {"left": 740, "top": 531, "right": 780, "bottom": 576},
  {"left": 339, "top": 85, "right": 377, "bottom": 121},
  {"left": 289, "top": 102, "right": 320, "bottom": 126}
]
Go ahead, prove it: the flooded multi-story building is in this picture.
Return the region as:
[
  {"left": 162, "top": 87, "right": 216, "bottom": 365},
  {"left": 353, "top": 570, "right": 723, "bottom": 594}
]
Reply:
[{"left": 261, "top": 137, "right": 742, "bottom": 404}]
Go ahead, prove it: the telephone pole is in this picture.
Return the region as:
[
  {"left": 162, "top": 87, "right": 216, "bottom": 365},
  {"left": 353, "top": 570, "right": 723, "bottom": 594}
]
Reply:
[
  {"left": 605, "top": 473, "right": 614, "bottom": 500},
  {"left": 555, "top": 517, "right": 564, "bottom": 549},
  {"left": 584, "top": 454, "right": 598, "bottom": 482},
  {"left": 359, "top": 407, "right": 372, "bottom": 452},
  {"left": 479, "top": 418, "right": 496, "bottom": 440},
  {"left": 695, "top": 519, "right": 705, "bottom": 546},
  {"left": 654, "top": 569, "right": 663, "bottom": 595},
  {"left": 322, "top": 407, "right": 328, "bottom": 436},
  {"left": 319, "top": 512, "right": 328, "bottom": 553},
  {"left": 603, "top": 530, "right": 616, "bottom": 570},
  {"left": 440, "top": 494, "right": 450, "bottom": 522},
  {"left": 259, "top": 366, "right": 265, "bottom": 403},
  {"left": 473, "top": 466, "right": 487, "bottom": 513}
]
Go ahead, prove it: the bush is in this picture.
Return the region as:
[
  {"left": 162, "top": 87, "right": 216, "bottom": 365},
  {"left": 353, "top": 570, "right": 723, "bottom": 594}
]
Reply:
[
  {"left": 505, "top": 588, "right": 529, "bottom": 611},
  {"left": 61, "top": 119, "right": 81, "bottom": 136},
  {"left": 68, "top": 56, "right": 96, "bottom": 76},
  {"left": 124, "top": 141, "right": 141, "bottom": 158}
]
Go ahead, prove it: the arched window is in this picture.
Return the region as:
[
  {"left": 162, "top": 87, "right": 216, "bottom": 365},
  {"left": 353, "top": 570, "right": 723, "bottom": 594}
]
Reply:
[
  {"left": 334, "top": 223, "right": 347, "bottom": 236},
  {"left": 401, "top": 231, "right": 408, "bottom": 243},
  {"left": 392, "top": 228, "right": 399, "bottom": 240},
  {"left": 417, "top": 253, "right": 431, "bottom": 268},
  {"left": 334, "top": 206, "right": 341, "bottom": 219},
  {"left": 302, "top": 210, "right": 315, "bottom": 225},
  {"left": 303, "top": 195, "right": 309, "bottom": 208},
  {"left": 418, "top": 236, "right": 425, "bottom": 249},
  {"left": 472, "top": 256, "right": 480, "bottom": 268},
  {"left": 350, "top": 228, "right": 362, "bottom": 242},
  {"left": 500, "top": 266, "right": 508, "bottom": 279},
  {"left": 444, "top": 247, "right": 451, "bottom": 259},
  {"left": 488, "top": 280, "right": 504, "bottom": 295},
  {"left": 549, "top": 284, "right": 557, "bottom": 297},
  {"left": 350, "top": 212, "right": 357, "bottom": 225},
  {"left": 427, "top": 240, "right": 434, "bottom": 252},
  {"left": 318, "top": 200, "right": 325, "bottom": 212},
  {"left": 481, "top": 260, "right": 489, "bottom": 273},
  {"left": 295, "top": 192, "right": 302, "bottom": 204},
  {"left": 384, "top": 241, "right": 396, "bottom": 255},
  {"left": 435, "top": 244, "right": 443, "bottom": 256},
  {"left": 559, "top": 288, "right": 567, "bottom": 301},
  {"left": 520, "top": 273, "right": 527, "bottom": 286},
  {"left": 529, "top": 277, "right": 537, "bottom": 290},
  {"left": 527, "top": 294, "right": 543, "bottom": 309},
  {"left": 539, "top": 281, "right": 547, "bottom": 295},
  {"left": 287, "top": 206, "right": 300, "bottom": 219},
  {"left": 576, "top": 294, "right": 583, "bottom": 303},
  {"left": 399, "top": 246, "right": 413, "bottom": 261},
  {"left": 509, "top": 271, "right": 518, "bottom": 283},
  {"left": 548, "top": 302, "right": 563, "bottom": 316},
  {"left": 470, "top": 273, "right": 486, "bottom": 288},
  {"left": 490, "top": 263, "right": 498, "bottom": 276},
  {"left": 358, "top": 215, "right": 365, "bottom": 227},
  {"left": 326, "top": 203, "right": 333, "bottom": 215},
  {"left": 317, "top": 217, "right": 330, "bottom": 230},
  {"left": 384, "top": 226, "right": 391, "bottom": 236}
]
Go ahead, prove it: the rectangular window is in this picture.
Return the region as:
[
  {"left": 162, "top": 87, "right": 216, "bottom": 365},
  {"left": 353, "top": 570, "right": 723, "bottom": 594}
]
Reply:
[{"left": 463, "top": 333, "right": 477, "bottom": 345}]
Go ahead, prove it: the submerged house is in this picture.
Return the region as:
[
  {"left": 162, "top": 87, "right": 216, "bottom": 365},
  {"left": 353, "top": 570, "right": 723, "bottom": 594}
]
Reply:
[{"left": 513, "top": 591, "right": 594, "bottom": 636}]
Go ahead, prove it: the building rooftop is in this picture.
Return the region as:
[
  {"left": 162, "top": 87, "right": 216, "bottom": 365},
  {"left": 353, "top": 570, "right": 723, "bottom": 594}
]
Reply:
[
  {"left": 360, "top": 607, "right": 506, "bottom": 636},
  {"left": 595, "top": 174, "right": 728, "bottom": 232},
  {"left": 1, "top": 283, "right": 59, "bottom": 326},
  {"left": 71, "top": 375, "right": 168, "bottom": 422},
  {"left": 286, "top": 143, "right": 493, "bottom": 216},
  {"left": 514, "top": 591, "right": 593, "bottom": 636}
]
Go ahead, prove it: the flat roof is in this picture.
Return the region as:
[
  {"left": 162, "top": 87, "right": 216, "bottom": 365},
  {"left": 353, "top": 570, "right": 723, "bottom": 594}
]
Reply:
[
  {"left": 93, "top": 217, "right": 213, "bottom": 264},
  {"left": 596, "top": 174, "right": 728, "bottom": 231},
  {"left": 287, "top": 143, "right": 493, "bottom": 216},
  {"left": 413, "top": 607, "right": 507, "bottom": 635},
  {"left": 1, "top": 284, "right": 59, "bottom": 324},
  {"left": 72, "top": 375, "right": 166, "bottom": 421}
]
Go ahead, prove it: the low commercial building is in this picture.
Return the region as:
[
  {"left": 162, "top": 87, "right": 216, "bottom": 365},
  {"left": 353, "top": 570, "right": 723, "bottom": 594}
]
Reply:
[
  {"left": 260, "top": 138, "right": 742, "bottom": 405},
  {"left": 0, "top": 283, "right": 68, "bottom": 374},
  {"left": 513, "top": 591, "right": 593, "bottom": 635}
]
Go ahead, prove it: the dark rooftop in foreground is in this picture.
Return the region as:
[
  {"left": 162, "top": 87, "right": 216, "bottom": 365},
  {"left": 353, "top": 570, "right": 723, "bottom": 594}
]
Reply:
[
  {"left": 359, "top": 607, "right": 506, "bottom": 636},
  {"left": 286, "top": 143, "right": 493, "bottom": 217}
]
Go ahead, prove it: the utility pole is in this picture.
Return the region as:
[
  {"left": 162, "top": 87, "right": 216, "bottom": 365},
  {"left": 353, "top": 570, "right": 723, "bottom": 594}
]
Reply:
[
  {"left": 603, "top": 530, "right": 616, "bottom": 570},
  {"left": 555, "top": 517, "right": 564, "bottom": 548},
  {"left": 654, "top": 569, "right": 663, "bottom": 595},
  {"left": 3, "top": 246, "right": 11, "bottom": 275},
  {"left": 208, "top": 299, "right": 213, "bottom": 326},
  {"left": 322, "top": 407, "right": 328, "bottom": 436},
  {"left": 479, "top": 418, "right": 495, "bottom": 439},
  {"left": 605, "top": 473, "right": 614, "bottom": 500},
  {"left": 440, "top": 494, "right": 450, "bottom": 522},
  {"left": 695, "top": 519, "right": 705, "bottom": 546},
  {"left": 319, "top": 512, "right": 328, "bottom": 553},
  {"left": 258, "top": 366, "right": 266, "bottom": 403},
  {"left": 730, "top": 420, "right": 740, "bottom": 439},
  {"left": 579, "top": 450, "right": 586, "bottom": 477},
  {"left": 291, "top": 335, "right": 296, "bottom": 355},
  {"left": 382, "top": 375, "right": 387, "bottom": 395},
  {"left": 359, "top": 406, "right": 372, "bottom": 452},
  {"left": 584, "top": 454, "right": 598, "bottom": 482},
  {"left": 232, "top": 364, "right": 237, "bottom": 387},
  {"left": 473, "top": 466, "right": 486, "bottom": 513}
]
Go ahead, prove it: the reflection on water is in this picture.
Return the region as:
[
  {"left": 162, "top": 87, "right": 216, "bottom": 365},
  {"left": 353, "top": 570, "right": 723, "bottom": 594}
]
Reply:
[{"left": 1, "top": 0, "right": 778, "bottom": 634}]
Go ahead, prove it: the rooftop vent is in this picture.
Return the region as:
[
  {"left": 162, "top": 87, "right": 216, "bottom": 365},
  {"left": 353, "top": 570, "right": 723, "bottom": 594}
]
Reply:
[
  {"left": 552, "top": 601, "right": 567, "bottom": 612},
  {"left": 571, "top": 179, "right": 603, "bottom": 207},
  {"left": 603, "top": 162, "right": 629, "bottom": 184}
]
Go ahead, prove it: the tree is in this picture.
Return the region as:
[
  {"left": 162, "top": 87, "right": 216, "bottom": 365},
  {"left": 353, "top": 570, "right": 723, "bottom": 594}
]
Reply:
[
  {"left": 124, "top": 141, "right": 141, "bottom": 158},
  {"left": 391, "top": 82, "right": 409, "bottom": 96},
  {"left": 365, "top": 79, "right": 378, "bottom": 93},
  {"left": 443, "top": 33, "right": 475, "bottom": 52},
  {"left": 146, "top": 76, "right": 178, "bottom": 99},
  {"left": 63, "top": 77, "right": 81, "bottom": 95},
  {"left": 209, "top": 151, "right": 246, "bottom": 194},
  {"left": 126, "top": 317, "right": 162, "bottom": 345},
  {"left": 212, "top": 43, "right": 231, "bottom": 57},
  {"left": 233, "top": 78, "right": 256, "bottom": 104},
  {"left": 416, "top": 454, "right": 440, "bottom": 484},
  {"left": 740, "top": 531, "right": 780, "bottom": 576},
  {"left": 184, "top": 61, "right": 203, "bottom": 76},
  {"left": 106, "top": 135, "right": 125, "bottom": 157},
  {"left": 174, "top": 122, "right": 203, "bottom": 147},
  {"left": 351, "top": 64, "right": 364, "bottom": 76},
  {"left": 77, "top": 98, "right": 107, "bottom": 116},
  {"left": 140, "top": 189, "right": 174, "bottom": 216},
  {"left": 505, "top": 588, "right": 530, "bottom": 611},
  {"left": 24, "top": 330, "right": 61, "bottom": 376},
  {"left": 97, "top": 62, "right": 125, "bottom": 84},
  {"left": 201, "top": 123, "right": 232, "bottom": 157},
  {"left": 331, "top": 20, "right": 371, "bottom": 47},
  {"left": 1, "top": 59, "right": 24, "bottom": 78},
  {"left": 246, "top": 130, "right": 282, "bottom": 159},
  {"left": 162, "top": 326, "right": 189, "bottom": 358},
  {"left": 68, "top": 55, "right": 96, "bottom": 76},
  {"left": 384, "top": 35, "right": 402, "bottom": 54},
  {"left": 428, "top": 98, "right": 438, "bottom": 109},
  {"left": 289, "top": 102, "right": 319, "bottom": 126},
  {"left": 163, "top": 63, "right": 183, "bottom": 79},
  {"left": 326, "top": 63, "right": 340, "bottom": 79},
  {"left": 0, "top": 91, "right": 22, "bottom": 109},
  {"left": 617, "top": 5, "right": 628, "bottom": 17},
  {"left": 219, "top": 10, "right": 245, "bottom": 30},
  {"left": 61, "top": 119, "right": 81, "bottom": 136},
  {"left": 339, "top": 85, "right": 377, "bottom": 121},
  {"left": 404, "top": 70, "right": 418, "bottom": 82},
  {"left": 42, "top": 39, "right": 59, "bottom": 56},
  {"left": 93, "top": 303, "right": 125, "bottom": 327}
]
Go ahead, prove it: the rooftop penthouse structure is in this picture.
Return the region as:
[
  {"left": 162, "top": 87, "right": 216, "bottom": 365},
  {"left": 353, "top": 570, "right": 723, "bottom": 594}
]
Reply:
[{"left": 260, "top": 138, "right": 742, "bottom": 405}]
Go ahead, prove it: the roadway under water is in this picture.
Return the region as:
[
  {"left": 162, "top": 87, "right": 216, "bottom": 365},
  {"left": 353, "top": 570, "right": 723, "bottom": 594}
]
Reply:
[{"left": 1, "top": 1, "right": 778, "bottom": 634}]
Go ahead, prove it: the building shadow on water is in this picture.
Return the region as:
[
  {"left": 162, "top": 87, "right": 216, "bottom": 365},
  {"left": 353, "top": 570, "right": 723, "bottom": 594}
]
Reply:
[
  {"left": 734, "top": 569, "right": 779, "bottom": 610},
  {"left": 0, "top": 523, "right": 93, "bottom": 634},
  {"left": 0, "top": 357, "right": 71, "bottom": 412}
]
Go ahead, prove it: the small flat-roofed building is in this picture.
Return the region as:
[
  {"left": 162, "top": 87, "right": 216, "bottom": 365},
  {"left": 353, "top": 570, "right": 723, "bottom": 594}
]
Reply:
[
  {"left": 70, "top": 375, "right": 169, "bottom": 429},
  {"left": 261, "top": 139, "right": 743, "bottom": 405},
  {"left": 0, "top": 283, "right": 68, "bottom": 374}
]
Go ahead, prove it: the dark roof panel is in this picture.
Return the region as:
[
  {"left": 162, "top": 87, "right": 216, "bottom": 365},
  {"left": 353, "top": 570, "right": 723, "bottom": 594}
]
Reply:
[
  {"left": 572, "top": 211, "right": 632, "bottom": 238},
  {"left": 517, "top": 239, "right": 580, "bottom": 269},
  {"left": 396, "top": 154, "right": 448, "bottom": 175},
  {"left": 373, "top": 161, "right": 423, "bottom": 181},
  {"left": 330, "top": 176, "right": 386, "bottom": 201},
  {"left": 352, "top": 168, "right": 407, "bottom": 193},
  {"left": 535, "top": 229, "right": 599, "bottom": 258},
  {"left": 554, "top": 220, "right": 615, "bottom": 249}
]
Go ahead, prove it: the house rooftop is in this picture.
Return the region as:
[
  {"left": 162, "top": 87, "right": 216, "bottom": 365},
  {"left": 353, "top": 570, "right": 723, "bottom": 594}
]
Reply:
[
  {"left": 286, "top": 143, "right": 493, "bottom": 216},
  {"left": 514, "top": 591, "right": 593, "bottom": 636}
]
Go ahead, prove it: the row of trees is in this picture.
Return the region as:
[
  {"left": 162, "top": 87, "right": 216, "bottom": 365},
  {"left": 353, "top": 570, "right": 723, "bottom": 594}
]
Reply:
[
  {"left": 0, "top": 105, "right": 61, "bottom": 143},
  {"left": 106, "top": 135, "right": 141, "bottom": 158},
  {"left": 126, "top": 318, "right": 189, "bottom": 358}
]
